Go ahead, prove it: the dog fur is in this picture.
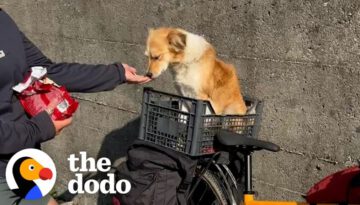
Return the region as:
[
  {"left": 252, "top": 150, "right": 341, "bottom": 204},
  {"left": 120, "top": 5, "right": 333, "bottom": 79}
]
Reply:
[{"left": 145, "top": 28, "right": 247, "bottom": 115}]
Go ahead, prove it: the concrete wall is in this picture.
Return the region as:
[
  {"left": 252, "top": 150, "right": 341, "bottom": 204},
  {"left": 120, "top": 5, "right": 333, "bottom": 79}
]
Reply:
[{"left": 1, "top": 0, "right": 359, "bottom": 204}]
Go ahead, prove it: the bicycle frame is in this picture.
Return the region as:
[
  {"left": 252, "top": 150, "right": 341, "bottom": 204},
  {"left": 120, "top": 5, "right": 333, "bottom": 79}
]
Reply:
[{"left": 242, "top": 152, "right": 360, "bottom": 205}]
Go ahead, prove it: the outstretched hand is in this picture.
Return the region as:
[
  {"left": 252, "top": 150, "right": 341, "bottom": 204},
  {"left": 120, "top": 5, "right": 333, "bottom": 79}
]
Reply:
[{"left": 123, "top": 64, "right": 151, "bottom": 84}]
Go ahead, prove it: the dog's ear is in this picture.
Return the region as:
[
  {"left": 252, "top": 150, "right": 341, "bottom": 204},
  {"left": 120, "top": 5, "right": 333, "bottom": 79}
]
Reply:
[{"left": 167, "top": 30, "right": 186, "bottom": 53}]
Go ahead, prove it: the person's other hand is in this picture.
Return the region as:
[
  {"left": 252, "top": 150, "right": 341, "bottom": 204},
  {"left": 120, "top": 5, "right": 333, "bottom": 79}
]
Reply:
[
  {"left": 52, "top": 117, "right": 73, "bottom": 135},
  {"left": 123, "top": 64, "right": 151, "bottom": 84}
]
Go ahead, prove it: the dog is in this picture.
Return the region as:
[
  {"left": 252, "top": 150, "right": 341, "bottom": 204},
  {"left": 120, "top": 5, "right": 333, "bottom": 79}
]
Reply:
[{"left": 145, "top": 27, "right": 247, "bottom": 115}]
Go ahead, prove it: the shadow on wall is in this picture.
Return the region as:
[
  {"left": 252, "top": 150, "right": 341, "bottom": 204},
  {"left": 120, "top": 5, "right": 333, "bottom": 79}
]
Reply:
[
  {"left": 96, "top": 117, "right": 141, "bottom": 205},
  {"left": 55, "top": 117, "right": 141, "bottom": 205}
]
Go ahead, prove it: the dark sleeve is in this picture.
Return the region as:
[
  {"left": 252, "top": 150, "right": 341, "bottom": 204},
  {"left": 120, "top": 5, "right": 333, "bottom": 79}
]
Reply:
[
  {"left": 21, "top": 32, "right": 126, "bottom": 92},
  {"left": 0, "top": 112, "right": 55, "bottom": 154}
]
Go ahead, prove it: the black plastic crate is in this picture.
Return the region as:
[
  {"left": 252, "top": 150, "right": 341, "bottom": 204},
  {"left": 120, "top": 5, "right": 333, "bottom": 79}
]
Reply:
[{"left": 138, "top": 87, "right": 263, "bottom": 156}]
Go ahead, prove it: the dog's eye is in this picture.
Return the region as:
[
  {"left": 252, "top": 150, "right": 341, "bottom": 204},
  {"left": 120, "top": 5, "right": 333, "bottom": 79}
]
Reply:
[{"left": 151, "top": 55, "right": 160, "bottom": 60}]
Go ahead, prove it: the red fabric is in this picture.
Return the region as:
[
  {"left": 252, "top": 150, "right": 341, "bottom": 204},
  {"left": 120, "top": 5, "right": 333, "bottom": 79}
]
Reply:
[
  {"left": 17, "top": 79, "right": 78, "bottom": 120},
  {"left": 112, "top": 196, "right": 121, "bottom": 205},
  {"left": 306, "top": 166, "right": 360, "bottom": 203}
]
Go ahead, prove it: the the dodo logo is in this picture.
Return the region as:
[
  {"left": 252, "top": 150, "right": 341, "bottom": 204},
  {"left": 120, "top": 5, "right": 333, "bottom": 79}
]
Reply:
[{"left": 5, "top": 149, "right": 56, "bottom": 200}]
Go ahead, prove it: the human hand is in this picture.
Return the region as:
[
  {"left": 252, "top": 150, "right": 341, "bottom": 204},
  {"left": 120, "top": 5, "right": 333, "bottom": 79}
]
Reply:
[
  {"left": 123, "top": 64, "right": 151, "bottom": 84},
  {"left": 52, "top": 117, "right": 73, "bottom": 135}
]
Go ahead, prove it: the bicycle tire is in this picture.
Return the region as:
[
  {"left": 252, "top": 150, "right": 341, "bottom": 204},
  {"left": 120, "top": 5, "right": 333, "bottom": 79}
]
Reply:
[{"left": 189, "top": 169, "right": 235, "bottom": 205}]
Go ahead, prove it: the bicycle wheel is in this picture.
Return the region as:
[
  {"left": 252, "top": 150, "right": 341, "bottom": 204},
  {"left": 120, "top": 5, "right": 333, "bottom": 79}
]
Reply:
[{"left": 188, "top": 169, "right": 234, "bottom": 205}]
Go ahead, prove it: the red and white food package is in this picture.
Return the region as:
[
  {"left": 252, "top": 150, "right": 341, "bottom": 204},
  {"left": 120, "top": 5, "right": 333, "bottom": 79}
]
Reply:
[{"left": 13, "top": 66, "right": 79, "bottom": 120}]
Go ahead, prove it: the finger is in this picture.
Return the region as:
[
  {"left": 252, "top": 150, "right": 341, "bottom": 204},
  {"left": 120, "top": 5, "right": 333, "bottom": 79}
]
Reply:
[
  {"left": 139, "top": 78, "right": 152, "bottom": 84},
  {"left": 123, "top": 64, "right": 137, "bottom": 74},
  {"left": 128, "top": 66, "right": 137, "bottom": 74},
  {"left": 56, "top": 117, "right": 73, "bottom": 127},
  {"left": 135, "top": 75, "right": 151, "bottom": 81},
  {"left": 129, "top": 76, "right": 152, "bottom": 84},
  {"left": 129, "top": 67, "right": 137, "bottom": 74},
  {"left": 60, "top": 117, "right": 72, "bottom": 123},
  {"left": 64, "top": 117, "right": 73, "bottom": 125}
]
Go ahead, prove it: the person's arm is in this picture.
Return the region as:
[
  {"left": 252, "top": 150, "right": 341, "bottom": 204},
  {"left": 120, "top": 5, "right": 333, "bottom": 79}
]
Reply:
[
  {"left": 0, "top": 112, "right": 55, "bottom": 154},
  {"left": 21, "top": 32, "right": 126, "bottom": 92}
]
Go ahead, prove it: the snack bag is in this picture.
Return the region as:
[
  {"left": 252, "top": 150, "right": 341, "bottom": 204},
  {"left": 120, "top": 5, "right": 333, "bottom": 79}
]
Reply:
[{"left": 13, "top": 66, "right": 79, "bottom": 120}]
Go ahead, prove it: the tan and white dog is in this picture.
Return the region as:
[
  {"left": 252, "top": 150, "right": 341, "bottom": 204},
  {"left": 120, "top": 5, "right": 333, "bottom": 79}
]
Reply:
[{"left": 145, "top": 28, "right": 247, "bottom": 115}]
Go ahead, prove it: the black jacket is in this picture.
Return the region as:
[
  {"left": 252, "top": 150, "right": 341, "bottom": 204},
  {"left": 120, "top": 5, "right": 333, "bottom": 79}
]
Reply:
[{"left": 0, "top": 9, "right": 126, "bottom": 177}]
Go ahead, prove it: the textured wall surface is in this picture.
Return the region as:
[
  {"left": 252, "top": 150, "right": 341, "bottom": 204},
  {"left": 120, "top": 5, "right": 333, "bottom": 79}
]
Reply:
[{"left": 1, "top": 0, "right": 359, "bottom": 204}]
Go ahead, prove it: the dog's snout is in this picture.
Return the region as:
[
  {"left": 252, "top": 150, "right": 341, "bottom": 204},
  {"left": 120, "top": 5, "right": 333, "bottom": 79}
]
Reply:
[{"left": 145, "top": 72, "right": 153, "bottom": 78}]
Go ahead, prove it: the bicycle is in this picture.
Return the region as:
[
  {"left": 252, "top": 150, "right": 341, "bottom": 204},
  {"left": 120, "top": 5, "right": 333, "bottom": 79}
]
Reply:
[{"left": 138, "top": 87, "right": 359, "bottom": 205}]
